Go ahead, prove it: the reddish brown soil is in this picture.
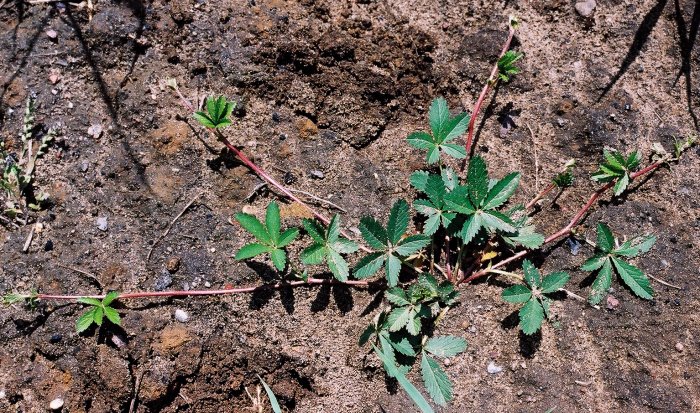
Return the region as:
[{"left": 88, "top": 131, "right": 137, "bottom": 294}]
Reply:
[{"left": 1, "top": 0, "right": 699, "bottom": 412}]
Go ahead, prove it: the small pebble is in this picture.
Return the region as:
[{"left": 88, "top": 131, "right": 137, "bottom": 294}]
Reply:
[
  {"left": 468, "top": 326, "right": 477, "bottom": 333},
  {"left": 606, "top": 295, "right": 619, "bottom": 310},
  {"left": 624, "top": 104, "right": 631, "bottom": 111},
  {"left": 111, "top": 335, "right": 126, "bottom": 348},
  {"left": 46, "top": 29, "right": 58, "bottom": 39},
  {"left": 567, "top": 238, "right": 582, "bottom": 255},
  {"left": 279, "top": 133, "right": 287, "bottom": 141},
  {"left": 443, "top": 358, "right": 451, "bottom": 366},
  {"left": 49, "top": 333, "right": 62, "bottom": 343},
  {"left": 87, "top": 124, "right": 103, "bottom": 139},
  {"left": 575, "top": 0, "right": 596, "bottom": 17},
  {"left": 166, "top": 256, "right": 181, "bottom": 273},
  {"left": 204, "top": 281, "right": 211, "bottom": 288},
  {"left": 96, "top": 217, "right": 108, "bottom": 231},
  {"left": 487, "top": 361, "right": 503, "bottom": 374},
  {"left": 154, "top": 272, "right": 172, "bottom": 291},
  {"left": 80, "top": 161, "right": 89, "bottom": 172},
  {"left": 675, "top": 342, "right": 684, "bottom": 352},
  {"left": 661, "top": 259, "right": 670, "bottom": 268},
  {"left": 50, "top": 398, "right": 64, "bottom": 410},
  {"left": 309, "top": 170, "right": 324, "bottom": 179},
  {"left": 0, "top": 389, "right": 5, "bottom": 399},
  {"left": 49, "top": 74, "right": 60, "bottom": 84},
  {"left": 174, "top": 309, "right": 189, "bottom": 323},
  {"left": 272, "top": 112, "right": 281, "bottom": 122}
]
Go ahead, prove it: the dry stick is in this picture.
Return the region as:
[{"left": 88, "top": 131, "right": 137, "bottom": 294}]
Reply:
[
  {"left": 461, "top": 23, "right": 517, "bottom": 168},
  {"left": 147, "top": 191, "right": 203, "bottom": 261},
  {"left": 648, "top": 274, "right": 682, "bottom": 290},
  {"left": 34, "top": 277, "right": 374, "bottom": 301},
  {"left": 460, "top": 161, "right": 665, "bottom": 285},
  {"left": 57, "top": 264, "right": 101, "bottom": 286},
  {"left": 174, "top": 88, "right": 371, "bottom": 253}
]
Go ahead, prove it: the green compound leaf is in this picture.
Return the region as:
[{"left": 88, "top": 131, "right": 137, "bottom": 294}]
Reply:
[
  {"left": 540, "top": 272, "right": 570, "bottom": 294},
  {"left": 501, "top": 285, "right": 532, "bottom": 303},
  {"left": 429, "top": 97, "right": 450, "bottom": 139},
  {"left": 424, "top": 336, "right": 467, "bottom": 358},
  {"left": 102, "top": 291, "right": 120, "bottom": 307},
  {"left": 235, "top": 213, "right": 271, "bottom": 244},
  {"left": 467, "top": 156, "right": 489, "bottom": 206},
  {"left": 387, "top": 306, "right": 412, "bottom": 332},
  {"left": 394, "top": 235, "right": 431, "bottom": 256},
  {"left": 611, "top": 257, "right": 653, "bottom": 300},
  {"left": 596, "top": 223, "right": 615, "bottom": 253},
  {"left": 387, "top": 199, "right": 410, "bottom": 245},
  {"left": 266, "top": 201, "right": 281, "bottom": 244},
  {"left": 522, "top": 259, "right": 541, "bottom": 288},
  {"left": 385, "top": 254, "right": 403, "bottom": 287},
  {"left": 519, "top": 298, "right": 544, "bottom": 335},
  {"left": 373, "top": 345, "right": 435, "bottom": 413},
  {"left": 76, "top": 309, "right": 96, "bottom": 333},
  {"left": 359, "top": 216, "right": 388, "bottom": 249},
  {"left": 385, "top": 287, "right": 410, "bottom": 306},
  {"left": 269, "top": 249, "right": 287, "bottom": 271},
  {"left": 483, "top": 172, "right": 520, "bottom": 210},
  {"left": 589, "top": 259, "right": 613, "bottom": 305},
  {"left": 77, "top": 297, "right": 102, "bottom": 307},
  {"left": 581, "top": 254, "right": 608, "bottom": 272},
  {"left": 103, "top": 306, "right": 121, "bottom": 326},
  {"left": 614, "top": 235, "right": 656, "bottom": 258},
  {"left": 353, "top": 252, "right": 386, "bottom": 279},
  {"left": 235, "top": 243, "right": 271, "bottom": 260},
  {"left": 421, "top": 352, "right": 453, "bottom": 406}
]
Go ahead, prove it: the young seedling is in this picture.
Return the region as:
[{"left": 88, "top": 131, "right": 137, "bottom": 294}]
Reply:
[
  {"left": 463, "top": 16, "right": 521, "bottom": 158},
  {"left": 501, "top": 260, "right": 570, "bottom": 335},
  {"left": 193, "top": 96, "right": 236, "bottom": 129},
  {"left": 581, "top": 223, "right": 655, "bottom": 305},
  {"left": 407, "top": 98, "right": 469, "bottom": 164},
  {"left": 1, "top": 96, "right": 56, "bottom": 224},
  {"left": 353, "top": 199, "right": 430, "bottom": 286},
  {"left": 301, "top": 215, "right": 359, "bottom": 281},
  {"left": 234, "top": 201, "right": 299, "bottom": 271},
  {"left": 526, "top": 159, "right": 575, "bottom": 209},
  {"left": 591, "top": 149, "right": 641, "bottom": 196},
  {"left": 75, "top": 291, "right": 121, "bottom": 333}
]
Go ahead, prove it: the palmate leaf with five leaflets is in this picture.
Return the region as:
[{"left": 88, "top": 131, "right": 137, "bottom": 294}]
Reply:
[
  {"left": 301, "top": 215, "right": 359, "bottom": 281},
  {"left": 193, "top": 96, "right": 236, "bottom": 129},
  {"left": 581, "top": 223, "right": 655, "bottom": 305},
  {"left": 443, "top": 156, "right": 538, "bottom": 246},
  {"left": 75, "top": 291, "right": 121, "bottom": 333},
  {"left": 591, "top": 149, "right": 641, "bottom": 196},
  {"left": 407, "top": 98, "right": 470, "bottom": 164},
  {"left": 234, "top": 202, "right": 299, "bottom": 271},
  {"left": 411, "top": 171, "right": 458, "bottom": 235},
  {"left": 497, "top": 50, "right": 524, "bottom": 82},
  {"left": 354, "top": 199, "right": 430, "bottom": 286},
  {"left": 501, "top": 260, "right": 570, "bottom": 335}
]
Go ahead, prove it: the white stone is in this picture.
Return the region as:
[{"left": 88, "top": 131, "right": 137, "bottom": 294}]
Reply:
[
  {"left": 487, "top": 361, "right": 503, "bottom": 374},
  {"left": 50, "top": 398, "right": 64, "bottom": 410},
  {"left": 175, "top": 309, "right": 189, "bottom": 323}
]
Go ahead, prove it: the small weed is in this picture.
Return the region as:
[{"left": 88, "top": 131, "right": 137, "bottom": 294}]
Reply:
[
  {"left": 581, "top": 223, "right": 656, "bottom": 305},
  {"left": 75, "top": 292, "right": 122, "bottom": 333}
]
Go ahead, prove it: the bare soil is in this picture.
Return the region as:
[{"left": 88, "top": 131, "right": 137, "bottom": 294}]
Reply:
[{"left": 1, "top": 0, "right": 699, "bottom": 412}]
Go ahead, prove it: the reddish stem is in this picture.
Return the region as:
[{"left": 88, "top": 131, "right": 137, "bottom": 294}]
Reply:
[
  {"left": 525, "top": 182, "right": 556, "bottom": 209},
  {"left": 461, "top": 27, "right": 516, "bottom": 169},
  {"left": 36, "top": 278, "right": 374, "bottom": 301},
  {"left": 460, "top": 161, "right": 664, "bottom": 284},
  {"left": 177, "top": 92, "right": 370, "bottom": 252}
]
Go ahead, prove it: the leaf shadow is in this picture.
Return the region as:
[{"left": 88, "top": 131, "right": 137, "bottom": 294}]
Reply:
[{"left": 518, "top": 330, "right": 541, "bottom": 359}]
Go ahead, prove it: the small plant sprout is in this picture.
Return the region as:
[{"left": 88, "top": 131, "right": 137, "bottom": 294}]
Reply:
[
  {"left": 496, "top": 50, "right": 524, "bottom": 82},
  {"left": 75, "top": 291, "right": 121, "bottom": 333},
  {"left": 257, "top": 375, "right": 282, "bottom": 413},
  {"left": 301, "top": 215, "right": 359, "bottom": 281},
  {"left": 234, "top": 202, "right": 299, "bottom": 271},
  {"left": 1, "top": 96, "right": 56, "bottom": 224},
  {"left": 581, "top": 223, "right": 656, "bottom": 305},
  {"left": 501, "top": 260, "right": 570, "bottom": 335},
  {"left": 526, "top": 159, "right": 575, "bottom": 209},
  {"left": 354, "top": 199, "right": 430, "bottom": 286},
  {"left": 407, "top": 97, "right": 469, "bottom": 164},
  {"left": 193, "top": 95, "right": 236, "bottom": 129},
  {"left": 591, "top": 149, "right": 641, "bottom": 196}
]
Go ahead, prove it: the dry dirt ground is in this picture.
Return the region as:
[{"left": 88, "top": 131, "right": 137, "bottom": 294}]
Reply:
[{"left": 1, "top": 0, "right": 699, "bottom": 412}]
